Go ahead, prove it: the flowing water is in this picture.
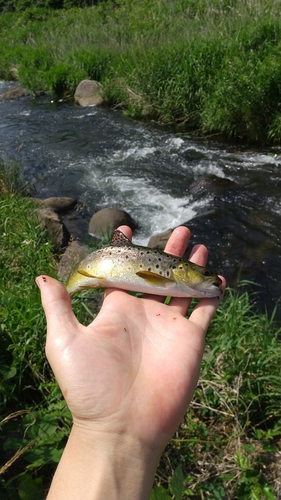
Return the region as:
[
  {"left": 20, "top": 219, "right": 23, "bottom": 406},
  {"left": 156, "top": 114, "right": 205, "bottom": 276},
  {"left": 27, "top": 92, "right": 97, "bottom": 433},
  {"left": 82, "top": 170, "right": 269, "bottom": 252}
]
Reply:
[{"left": 1, "top": 81, "right": 281, "bottom": 318}]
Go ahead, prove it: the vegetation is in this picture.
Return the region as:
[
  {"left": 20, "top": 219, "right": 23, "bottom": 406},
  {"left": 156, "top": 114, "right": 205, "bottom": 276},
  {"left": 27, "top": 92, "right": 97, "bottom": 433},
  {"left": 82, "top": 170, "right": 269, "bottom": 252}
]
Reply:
[
  {"left": 0, "top": 158, "right": 281, "bottom": 498},
  {"left": 0, "top": 159, "right": 93, "bottom": 499},
  {"left": 1, "top": 0, "right": 281, "bottom": 143},
  {"left": 0, "top": 0, "right": 96, "bottom": 13}
]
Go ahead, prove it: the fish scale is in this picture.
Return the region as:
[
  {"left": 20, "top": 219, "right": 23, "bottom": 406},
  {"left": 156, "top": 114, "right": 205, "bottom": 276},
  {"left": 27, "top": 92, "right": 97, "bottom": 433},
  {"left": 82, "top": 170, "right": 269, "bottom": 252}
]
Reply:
[
  {"left": 97, "top": 245, "right": 178, "bottom": 277},
  {"left": 66, "top": 229, "right": 222, "bottom": 298}
]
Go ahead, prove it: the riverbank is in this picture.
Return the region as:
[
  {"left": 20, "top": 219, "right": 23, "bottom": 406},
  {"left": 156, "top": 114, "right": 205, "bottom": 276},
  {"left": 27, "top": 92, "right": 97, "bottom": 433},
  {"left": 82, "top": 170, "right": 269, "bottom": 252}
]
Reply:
[
  {"left": 0, "top": 0, "right": 281, "bottom": 144},
  {"left": 1, "top": 160, "right": 281, "bottom": 498}
]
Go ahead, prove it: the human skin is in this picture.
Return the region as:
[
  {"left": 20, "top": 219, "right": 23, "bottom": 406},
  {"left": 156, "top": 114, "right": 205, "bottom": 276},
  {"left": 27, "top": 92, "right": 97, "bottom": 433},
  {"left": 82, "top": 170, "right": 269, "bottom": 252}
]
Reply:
[{"left": 36, "top": 225, "right": 226, "bottom": 500}]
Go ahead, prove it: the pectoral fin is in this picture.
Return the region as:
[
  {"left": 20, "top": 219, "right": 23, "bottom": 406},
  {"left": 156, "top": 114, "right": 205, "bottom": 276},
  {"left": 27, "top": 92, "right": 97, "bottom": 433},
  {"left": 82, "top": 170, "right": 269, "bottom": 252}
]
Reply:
[
  {"left": 136, "top": 271, "right": 173, "bottom": 287},
  {"left": 78, "top": 269, "right": 105, "bottom": 280}
]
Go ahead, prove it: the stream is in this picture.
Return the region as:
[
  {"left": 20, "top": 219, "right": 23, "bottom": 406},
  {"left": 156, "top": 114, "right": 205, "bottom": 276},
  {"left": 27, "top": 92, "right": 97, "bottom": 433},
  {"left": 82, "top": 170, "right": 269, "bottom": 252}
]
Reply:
[{"left": 1, "top": 81, "right": 281, "bottom": 320}]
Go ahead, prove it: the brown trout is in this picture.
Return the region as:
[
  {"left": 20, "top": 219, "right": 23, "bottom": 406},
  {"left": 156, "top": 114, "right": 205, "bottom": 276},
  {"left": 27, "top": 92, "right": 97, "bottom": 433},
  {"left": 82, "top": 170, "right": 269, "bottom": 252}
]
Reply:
[{"left": 66, "top": 229, "right": 222, "bottom": 298}]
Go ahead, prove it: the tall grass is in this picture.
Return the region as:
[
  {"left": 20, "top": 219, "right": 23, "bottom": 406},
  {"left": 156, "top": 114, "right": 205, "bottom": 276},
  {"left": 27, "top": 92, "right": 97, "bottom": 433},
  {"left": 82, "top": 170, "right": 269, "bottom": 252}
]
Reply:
[
  {"left": 0, "top": 0, "right": 281, "bottom": 142},
  {"left": 0, "top": 160, "right": 97, "bottom": 499},
  {"left": 154, "top": 288, "right": 281, "bottom": 499},
  {"left": 0, "top": 158, "right": 280, "bottom": 498}
]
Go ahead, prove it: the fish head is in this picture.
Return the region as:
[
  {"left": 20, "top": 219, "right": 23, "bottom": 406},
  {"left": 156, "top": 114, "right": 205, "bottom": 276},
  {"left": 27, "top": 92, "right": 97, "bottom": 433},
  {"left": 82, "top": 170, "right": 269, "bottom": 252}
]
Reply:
[{"left": 172, "top": 261, "right": 222, "bottom": 297}]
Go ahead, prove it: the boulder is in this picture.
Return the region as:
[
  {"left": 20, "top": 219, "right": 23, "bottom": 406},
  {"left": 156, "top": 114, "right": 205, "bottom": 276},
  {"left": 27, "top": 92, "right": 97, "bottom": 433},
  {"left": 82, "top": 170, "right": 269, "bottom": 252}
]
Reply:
[
  {"left": 188, "top": 174, "right": 236, "bottom": 199},
  {"left": 148, "top": 229, "right": 173, "bottom": 249},
  {"left": 74, "top": 79, "right": 103, "bottom": 106},
  {"left": 33, "top": 196, "right": 77, "bottom": 213},
  {"left": 89, "top": 207, "right": 138, "bottom": 237},
  {"left": 0, "top": 86, "right": 29, "bottom": 100},
  {"left": 56, "top": 240, "right": 90, "bottom": 281},
  {"left": 37, "top": 208, "right": 70, "bottom": 253}
]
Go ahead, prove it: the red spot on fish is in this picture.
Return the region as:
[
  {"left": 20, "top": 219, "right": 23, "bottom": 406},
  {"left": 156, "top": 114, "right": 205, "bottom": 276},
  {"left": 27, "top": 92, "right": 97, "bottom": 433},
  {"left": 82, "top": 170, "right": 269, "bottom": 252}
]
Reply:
[{"left": 156, "top": 313, "right": 160, "bottom": 317}]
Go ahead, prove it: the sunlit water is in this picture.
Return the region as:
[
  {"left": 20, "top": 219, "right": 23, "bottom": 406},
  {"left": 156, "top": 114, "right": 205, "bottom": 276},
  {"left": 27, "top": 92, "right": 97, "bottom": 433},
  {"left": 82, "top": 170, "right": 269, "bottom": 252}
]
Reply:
[{"left": 1, "top": 81, "right": 281, "bottom": 318}]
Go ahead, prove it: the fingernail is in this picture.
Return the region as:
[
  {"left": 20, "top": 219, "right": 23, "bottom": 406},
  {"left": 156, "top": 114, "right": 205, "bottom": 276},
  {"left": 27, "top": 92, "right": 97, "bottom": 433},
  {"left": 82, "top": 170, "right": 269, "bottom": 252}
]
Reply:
[{"left": 35, "top": 276, "right": 47, "bottom": 289}]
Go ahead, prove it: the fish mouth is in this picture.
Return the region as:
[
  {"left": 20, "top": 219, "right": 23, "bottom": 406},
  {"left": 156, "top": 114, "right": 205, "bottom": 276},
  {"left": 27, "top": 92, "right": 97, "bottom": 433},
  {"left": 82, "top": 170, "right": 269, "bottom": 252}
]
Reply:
[{"left": 213, "top": 278, "right": 223, "bottom": 288}]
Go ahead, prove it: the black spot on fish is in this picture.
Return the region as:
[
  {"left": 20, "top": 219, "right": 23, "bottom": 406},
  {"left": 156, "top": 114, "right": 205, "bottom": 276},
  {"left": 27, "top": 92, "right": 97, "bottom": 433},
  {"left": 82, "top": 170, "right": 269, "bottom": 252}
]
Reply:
[{"left": 156, "top": 264, "right": 159, "bottom": 269}]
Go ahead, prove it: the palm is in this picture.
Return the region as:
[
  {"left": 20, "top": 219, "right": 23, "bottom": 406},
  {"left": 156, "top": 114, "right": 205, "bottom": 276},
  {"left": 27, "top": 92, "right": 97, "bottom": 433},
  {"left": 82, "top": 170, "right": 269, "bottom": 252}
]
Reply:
[{"left": 40, "top": 226, "right": 225, "bottom": 450}]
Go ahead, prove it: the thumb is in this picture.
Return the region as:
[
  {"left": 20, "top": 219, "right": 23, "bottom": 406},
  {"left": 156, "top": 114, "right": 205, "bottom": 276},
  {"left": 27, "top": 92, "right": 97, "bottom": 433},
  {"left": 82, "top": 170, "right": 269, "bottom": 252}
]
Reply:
[{"left": 36, "top": 275, "right": 79, "bottom": 348}]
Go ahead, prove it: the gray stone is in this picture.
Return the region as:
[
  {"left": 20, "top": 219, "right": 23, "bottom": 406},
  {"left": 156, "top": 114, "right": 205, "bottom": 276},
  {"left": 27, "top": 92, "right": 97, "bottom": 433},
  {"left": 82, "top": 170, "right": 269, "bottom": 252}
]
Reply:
[
  {"left": 37, "top": 208, "right": 70, "bottom": 253},
  {"left": 31, "top": 196, "right": 77, "bottom": 213},
  {"left": 148, "top": 229, "right": 173, "bottom": 250},
  {"left": 188, "top": 174, "right": 236, "bottom": 199},
  {"left": 0, "top": 86, "right": 29, "bottom": 100},
  {"left": 89, "top": 207, "right": 138, "bottom": 238},
  {"left": 56, "top": 240, "right": 90, "bottom": 281},
  {"left": 74, "top": 79, "right": 103, "bottom": 106}
]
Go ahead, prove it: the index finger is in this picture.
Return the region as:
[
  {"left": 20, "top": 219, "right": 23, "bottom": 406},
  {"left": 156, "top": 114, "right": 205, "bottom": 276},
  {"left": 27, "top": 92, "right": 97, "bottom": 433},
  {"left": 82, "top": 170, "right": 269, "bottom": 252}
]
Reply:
[{"left": 164, "top": 226, "right": 191, "bottom": 257}]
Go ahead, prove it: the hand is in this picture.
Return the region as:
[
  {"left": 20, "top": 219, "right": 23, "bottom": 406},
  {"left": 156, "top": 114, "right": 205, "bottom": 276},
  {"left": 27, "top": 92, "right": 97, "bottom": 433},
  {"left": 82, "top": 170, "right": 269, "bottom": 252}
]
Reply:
[{"left": 36, "top": 225, "right": 226, "bottom": 500}]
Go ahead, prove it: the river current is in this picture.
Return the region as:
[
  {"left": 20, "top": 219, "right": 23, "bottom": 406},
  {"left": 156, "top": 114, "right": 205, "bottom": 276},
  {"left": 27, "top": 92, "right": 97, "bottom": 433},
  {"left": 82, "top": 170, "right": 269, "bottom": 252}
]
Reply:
[{"left": 1, "top": 81, "right": 280, "bottom": 319}]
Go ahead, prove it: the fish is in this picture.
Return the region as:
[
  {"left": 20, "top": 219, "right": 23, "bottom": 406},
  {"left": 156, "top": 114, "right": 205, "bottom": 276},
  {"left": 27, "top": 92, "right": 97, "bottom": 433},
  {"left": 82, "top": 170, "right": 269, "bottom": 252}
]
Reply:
[{"left": 66, "top": 229, "right": 222, "bottom": 298}]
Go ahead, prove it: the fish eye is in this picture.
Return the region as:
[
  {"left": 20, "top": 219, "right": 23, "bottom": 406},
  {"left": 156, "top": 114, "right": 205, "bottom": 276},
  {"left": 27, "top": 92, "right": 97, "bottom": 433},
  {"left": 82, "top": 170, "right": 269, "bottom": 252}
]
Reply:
[{"left": 203, "top": 269, "right": 212, "bottom": 277}]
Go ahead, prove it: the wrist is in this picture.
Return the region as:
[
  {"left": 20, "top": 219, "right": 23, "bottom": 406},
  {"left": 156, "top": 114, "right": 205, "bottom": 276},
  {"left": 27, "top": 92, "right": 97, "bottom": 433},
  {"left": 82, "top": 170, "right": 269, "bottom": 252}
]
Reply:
[{"left": 47, "top": 422, "right": 160, "bottom": 500}]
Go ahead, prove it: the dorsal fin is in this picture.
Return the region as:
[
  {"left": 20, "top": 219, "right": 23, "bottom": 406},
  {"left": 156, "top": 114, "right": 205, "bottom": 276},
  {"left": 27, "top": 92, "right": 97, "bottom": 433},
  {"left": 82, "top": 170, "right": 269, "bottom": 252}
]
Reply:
[{"left": 111, "top": 229, "right": 133, "bottom": 247}]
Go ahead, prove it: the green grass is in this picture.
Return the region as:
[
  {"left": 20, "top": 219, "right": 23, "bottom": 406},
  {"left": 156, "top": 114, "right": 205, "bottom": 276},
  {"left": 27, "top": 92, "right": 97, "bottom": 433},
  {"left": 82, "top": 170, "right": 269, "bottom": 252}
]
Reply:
[
  {"left": 0, "top": 159, "right": 280, "bottom": 498},
  {"left": 0, "top": 0, "right": 281, "bottom": 142},
  {"left": 150, "top": 287, "right": 281, "bottom": 499}
]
